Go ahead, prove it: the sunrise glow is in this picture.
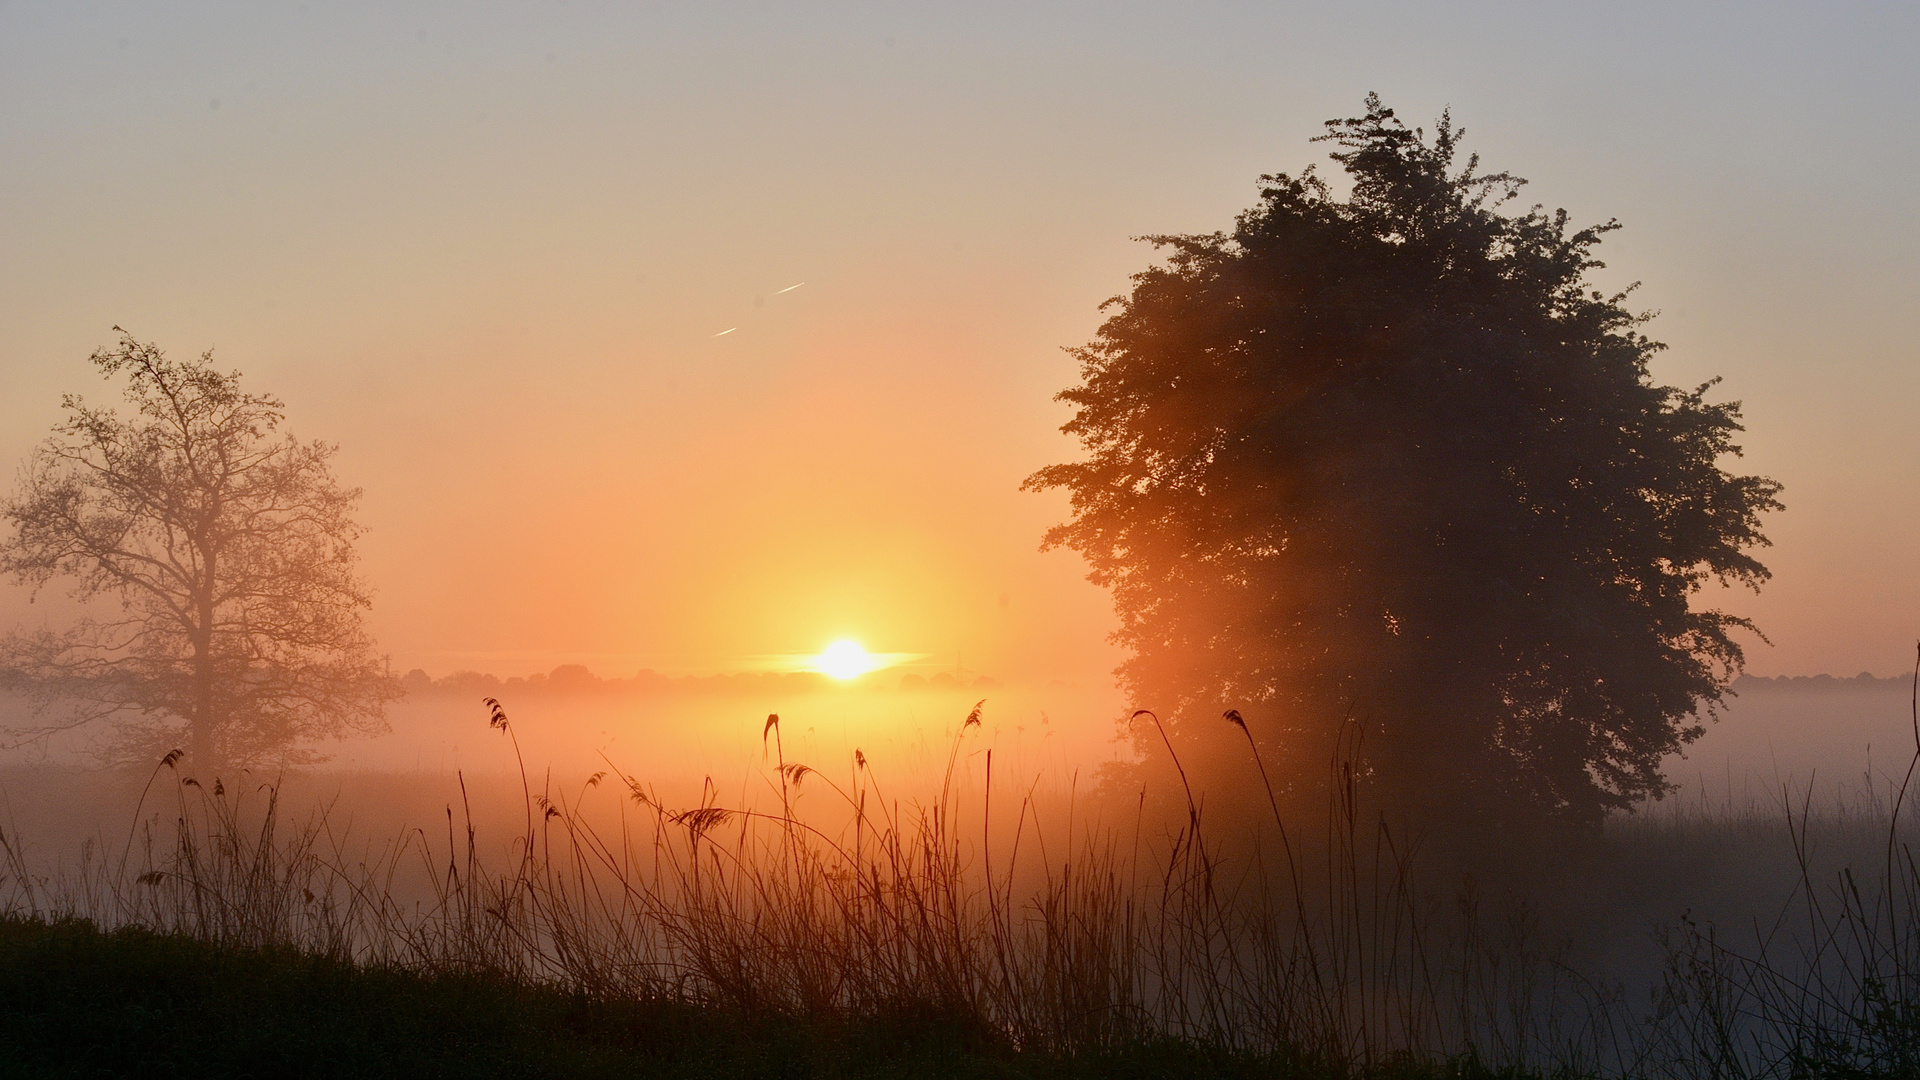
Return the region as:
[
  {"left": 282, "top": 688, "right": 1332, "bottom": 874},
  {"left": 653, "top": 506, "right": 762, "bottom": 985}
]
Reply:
[
  {"left": 812, "top": 640, "right": 881, "bottom": 680},
  {"left": 0, "top": 9, "right": 1907, "bottom": 1073}
]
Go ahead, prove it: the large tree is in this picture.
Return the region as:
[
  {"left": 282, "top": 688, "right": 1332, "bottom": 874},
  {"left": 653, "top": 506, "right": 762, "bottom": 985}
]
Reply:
[
  {"left": 1026, "top": 97, "right": 1782, "bottom": 829},
  {"left": 0, "top": 332, "right": 398, "bottom": 770}
]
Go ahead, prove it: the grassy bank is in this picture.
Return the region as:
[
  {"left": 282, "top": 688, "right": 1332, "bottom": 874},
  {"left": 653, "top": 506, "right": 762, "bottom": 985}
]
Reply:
[{"left": 0, "top": 914, "right": 1522, "bottom": 1080}]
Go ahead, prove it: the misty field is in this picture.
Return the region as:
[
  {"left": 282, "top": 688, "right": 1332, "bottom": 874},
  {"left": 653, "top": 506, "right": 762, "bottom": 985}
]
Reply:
[
  {"left": 2, "top": 678, "right": 1917, "bottom": 1078},
  {"left": 7, "top": 3, "right": 1918, "bottom": 1075}
]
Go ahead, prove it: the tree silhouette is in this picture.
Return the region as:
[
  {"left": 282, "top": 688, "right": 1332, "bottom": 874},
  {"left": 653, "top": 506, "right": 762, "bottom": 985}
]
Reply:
[
  {"left": 1026, "top": 96, "right": 1783, "bottom": 829},
  {"left": 0, "top": 332, "right": 398, "bottom": 770}
]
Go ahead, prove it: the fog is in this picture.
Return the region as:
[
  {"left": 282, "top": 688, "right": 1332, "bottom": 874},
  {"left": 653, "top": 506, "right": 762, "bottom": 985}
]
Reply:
[
  {"left": 4, "top": 5, "right": 1920, "bottom": 1073},
  {"left": 5, "top": 668, "right": 1912, "bottom": 887}
]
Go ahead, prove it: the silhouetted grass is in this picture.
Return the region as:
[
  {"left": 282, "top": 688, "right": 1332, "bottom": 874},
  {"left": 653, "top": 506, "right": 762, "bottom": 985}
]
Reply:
[
  {"left": 3, "top": 683, "right": 1918, "bottom": 1079},
  {"left": 0, "top": 914, "right": 1568, "bottom": 1079},
  {"left": 0, "top": 912, "right": 1015, "bottom": 1079}
]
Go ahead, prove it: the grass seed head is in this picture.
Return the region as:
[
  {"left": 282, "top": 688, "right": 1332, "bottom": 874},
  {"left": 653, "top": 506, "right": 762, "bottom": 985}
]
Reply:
[
  {"left": 483, "top": 697, "right": 509, "bottom": 731},
  {"left": 674, "top": 806, "right": 733, "bottom": 839}
]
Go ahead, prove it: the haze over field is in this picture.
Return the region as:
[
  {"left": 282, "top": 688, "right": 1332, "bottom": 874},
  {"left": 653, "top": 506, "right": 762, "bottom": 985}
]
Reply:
[{"left": 10, "top": 12, "right": 1920, "bottom": 1077}]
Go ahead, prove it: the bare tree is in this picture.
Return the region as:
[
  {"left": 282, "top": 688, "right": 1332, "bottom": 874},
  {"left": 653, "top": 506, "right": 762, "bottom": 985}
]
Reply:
[{"left": 0, "top": 331, "right": 398, "bottom": 769}]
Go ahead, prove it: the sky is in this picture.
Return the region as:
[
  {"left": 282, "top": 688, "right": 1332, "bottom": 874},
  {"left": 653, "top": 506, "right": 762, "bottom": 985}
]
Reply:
[{"left": 2, "top": 1, "right": 1917, "bottom": 685}]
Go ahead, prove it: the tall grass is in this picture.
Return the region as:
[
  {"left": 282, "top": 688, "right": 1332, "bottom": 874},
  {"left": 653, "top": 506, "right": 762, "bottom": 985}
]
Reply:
[
  {"left": 1631, "top": 660, "right": 1920, "bottom": 1079},
  {"left": 4, "top": 684, "right": 1918, "bottom": 1078}
]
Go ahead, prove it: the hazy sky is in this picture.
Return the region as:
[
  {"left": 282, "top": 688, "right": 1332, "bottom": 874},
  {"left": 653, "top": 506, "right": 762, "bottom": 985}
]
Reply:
[{"left": 2, "top": 1, "right": 1916, "bottom": 683}]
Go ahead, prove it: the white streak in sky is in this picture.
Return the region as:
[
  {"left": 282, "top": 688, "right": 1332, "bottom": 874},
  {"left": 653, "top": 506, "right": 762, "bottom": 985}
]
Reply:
[
  {"left": 713, "top": 327, "right": 736, "bottom": 337},
  {"left": 775, "top": 282, "right": 805, "bottom": 294}
]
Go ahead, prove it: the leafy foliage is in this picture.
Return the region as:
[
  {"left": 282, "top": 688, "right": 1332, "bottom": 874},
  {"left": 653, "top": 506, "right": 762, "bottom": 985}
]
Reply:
[
  {"left": 0, "top": 331, "right": 397, "bottom": 768},
  {"left": 1027, "top": 96, "right": 1782, "bottom": 828}
]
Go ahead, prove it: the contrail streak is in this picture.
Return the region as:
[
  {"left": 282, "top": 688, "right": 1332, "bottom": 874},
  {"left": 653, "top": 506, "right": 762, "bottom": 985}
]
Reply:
[
  {"left": 775, "top": 282, "right": 805, "bottom": 294},
  {"left": 713, "top": 327, "right": 736, "bottom": 337}
]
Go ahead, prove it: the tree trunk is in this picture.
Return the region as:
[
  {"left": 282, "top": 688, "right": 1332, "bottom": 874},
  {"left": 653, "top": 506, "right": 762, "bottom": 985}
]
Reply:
[{"left": 190, "top": 550, "right": 216, "bottom": 773}]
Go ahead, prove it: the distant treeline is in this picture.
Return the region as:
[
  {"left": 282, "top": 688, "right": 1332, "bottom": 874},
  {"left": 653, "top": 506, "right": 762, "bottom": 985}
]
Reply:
[
  {"left": 1733, "top": 672, "right": 1914, "bottom": 692},
  {"left": 394, "top": 666, "right": 1902, "bottom": 701},
  {"left": 400, "top": 665, "right": 1000, "bottom": 699}
]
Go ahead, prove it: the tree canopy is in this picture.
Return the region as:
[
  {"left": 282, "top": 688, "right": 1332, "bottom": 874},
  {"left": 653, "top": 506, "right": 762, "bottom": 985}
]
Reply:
[
  {"left": 1026, "top": 96, "right": 1783, "bottom": 829},
  {"left": 0, "top": 332, "right": 398, "bottom": 769}
]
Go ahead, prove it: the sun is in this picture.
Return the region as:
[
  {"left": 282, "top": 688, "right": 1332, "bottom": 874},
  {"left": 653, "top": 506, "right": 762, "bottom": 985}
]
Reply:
[
  {"left": 779, "top": 641, "right": 926, "bottom": 680},
  {"left": 813, "top": 639, "right": 880, "bottom": 680}
]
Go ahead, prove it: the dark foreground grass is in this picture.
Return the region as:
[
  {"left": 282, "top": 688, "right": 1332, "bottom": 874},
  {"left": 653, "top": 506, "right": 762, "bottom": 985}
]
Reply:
[{"left": 0, "top": 914, "right": 1533, "bottom": 1080}]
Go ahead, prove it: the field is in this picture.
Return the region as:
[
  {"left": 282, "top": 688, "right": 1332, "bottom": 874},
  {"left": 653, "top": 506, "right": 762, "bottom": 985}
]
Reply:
[{"left": 2, "top": 676, "right": 1917, "bottom": 1078}]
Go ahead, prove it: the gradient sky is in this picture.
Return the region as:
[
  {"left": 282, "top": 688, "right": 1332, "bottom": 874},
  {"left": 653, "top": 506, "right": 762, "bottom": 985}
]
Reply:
[{"left": 2, "top": 1, "right": 1916, "bottom": 684}]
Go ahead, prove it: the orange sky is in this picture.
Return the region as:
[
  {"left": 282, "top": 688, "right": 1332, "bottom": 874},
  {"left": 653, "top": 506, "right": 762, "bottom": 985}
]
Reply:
[{"left": 3, "top": 3, "right": 1918, "bottom": 685}]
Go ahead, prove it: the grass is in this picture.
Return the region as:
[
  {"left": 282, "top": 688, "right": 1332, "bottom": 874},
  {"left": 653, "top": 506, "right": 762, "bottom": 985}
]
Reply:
[
  {"left": 0, "top": 913, "right": 1015, "bottom": 1079},
  {"left": 0, "top": 915, "right": 1554, "bottom": 1080},
  {"left": 2, "top": 691, "right": 1918, "bottom": 1078}
]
